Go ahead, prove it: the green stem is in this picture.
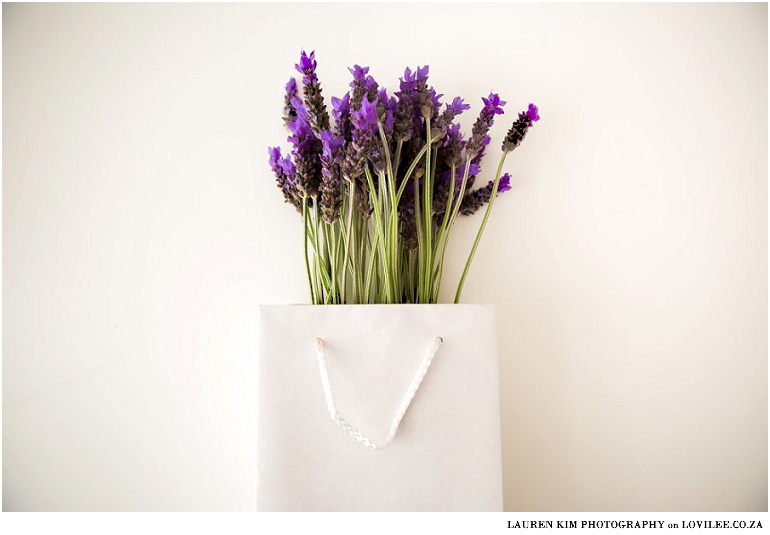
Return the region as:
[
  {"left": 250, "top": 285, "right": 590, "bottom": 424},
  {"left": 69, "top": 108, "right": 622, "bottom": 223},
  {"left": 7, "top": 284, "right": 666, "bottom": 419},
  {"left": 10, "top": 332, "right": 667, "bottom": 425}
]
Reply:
[
  {"left": 315, "top": 205, "right": 329, "bottom": 286},
  {"left": 413, "top": 164, "right": 424, "bottom": 303},
  {"left": 407, "top": 249, "right": 416, "bottom": 302},
  {"left": 356, "top": 206, "right": 366, "bottom": 300},
  {"left": 432, "top": 165, "right": 456, "bottom": 300},
  {"left": 365, "top": 167, "right": 392, "bottom": 302},
  {"left": 327, "top": 220, "right": 339, "bottom": 304},
  {"left": 364, "top": 231, "right": 380, "bottom": 303},
  {"left": 334, "top": 218, "right": 344, "bottom": 303},
  {"left": 342, "top": 181, "right": 356, "bottom": 302},
  {"left": 311, "top": 201, "right": 332, "bottom": 296},
  {"left": 338, "top": 206, "right": 348, "bottom": 303},
  {"left": 377, "top": 122, "right": 395, "bottom": 184},
  {"left": 434, "top": 158, "right": 473, "bottom": 294},
  {"left": 423, "top": 117, "right": 433, "bottom": 303},
  {"left": 393, "top": 139, "right": 403, "bottom": 178},
  {"left": 302, "top": 196, "right": 316, "bottom": 304},
  {"left": 321, "top": 219, "right": 332, "bottom": 304},
  {"left": 395, "top": 130, "right": 441, "bottom": 205},
  {"left": 454, "top": 153, "right": 508, "bottom": 303},
  {"left": 378, "top": 123, "right": 400, "bottom": 299}
]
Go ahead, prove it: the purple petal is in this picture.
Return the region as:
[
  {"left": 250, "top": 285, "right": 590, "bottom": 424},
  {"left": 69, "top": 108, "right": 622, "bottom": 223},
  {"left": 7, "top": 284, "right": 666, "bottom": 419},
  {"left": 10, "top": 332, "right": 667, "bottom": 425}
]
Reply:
[
  {"left": 295, "top": 50, "right": 317, "bottom": 80},
  {"left": 280, "top": 155, "right": 296, "bottom": 176},
  {"left": 527, "top": 103, "right": 540, "bottom": 122},
  {"left": 268, "top": 146, "right": 282, "bottom": 169},
  {"left": 351, "top": 96, "right": 379, "bottom": 128},
  {"left": 320, "top": 130, "right": 344, "bottom": 159},
  {"left": 448, "top": 97, "right": 470, "bottom": 116},
  {"left": 498, "top": 173, "right": 512, "bottom": 193},
  {"left": 331, "top": 93, "right": 351, "bottom": 121},
  {"left": 415, "top": 65, "right": 429, "bottom": 83}
]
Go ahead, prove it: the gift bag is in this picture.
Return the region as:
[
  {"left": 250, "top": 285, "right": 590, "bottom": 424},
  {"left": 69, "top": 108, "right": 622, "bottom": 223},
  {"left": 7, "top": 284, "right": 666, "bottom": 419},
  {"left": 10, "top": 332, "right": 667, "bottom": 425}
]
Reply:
[{"left": 256, "top": 304, "right": 503, "bottom": 511}]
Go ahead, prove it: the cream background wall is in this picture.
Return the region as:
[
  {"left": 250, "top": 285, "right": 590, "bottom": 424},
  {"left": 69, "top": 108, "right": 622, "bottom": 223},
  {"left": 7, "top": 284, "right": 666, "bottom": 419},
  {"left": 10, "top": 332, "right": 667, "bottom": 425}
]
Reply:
[{"left": 3, "top": 3, "right": 767, "bottom": 511}]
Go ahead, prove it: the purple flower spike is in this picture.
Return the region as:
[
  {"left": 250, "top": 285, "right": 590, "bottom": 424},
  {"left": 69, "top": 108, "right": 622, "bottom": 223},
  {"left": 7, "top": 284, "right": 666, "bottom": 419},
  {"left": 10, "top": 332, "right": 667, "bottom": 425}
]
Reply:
[
  {"left": 481, "top": 93, "right": 506, "bottom": 116},
  {"left": 348, "top": 64, "right": 370, "bottom": 81},
  {"left": 413, "top": 65, "right": 440, "bottom": 119},
  {"left": 445, "top": 122, "right": 463, "bottom": 142},
  {"left": 283, "top": 78, "right": 299, "bottom": 126},
  {"left": 349, "top": 64, "right": 379, "bottom": 110},
  {"left": 498, "top": 173, "right": 512, "bottom": 193},
  {"left": 285, "top": 94, "right": 322, "bottom": 198},
  {"left": 331, "top": 93, "right": 352, "bottom": 140},
  {"left": 268, "top": 147, "right": 302, "bottom": 212},
  {"left": 447, "top": 97, "right": 470, "bottom": 117},
  {"left": 459, "top": 173, "right": 513, "bottom": 216},
  {"left": 295, "top": 50, "right": 318, "bottom": 84},
  {"left": 332, "top": 93, "right": 351, "bottom": 121},
  {"left": 384, "top": 108, "right": 395, "bottom": 132},
  {"left": 268, "top": 146, "right": 282, "bottom": 171},
  {"left": 399, "top": 67, "right": 417, "bottom": 93},
  {"left": 287, "top": 96, "right": 312, "bottom": 144},
  {"left": 504, "top": 103, "right": 539, "bottom": 152},
  {"left": 434, "top": 96, "right": 469, "bottom": 139},
  {"left": 465, "top": 93, "right": 505, "bottom": 159},
  {"left": 393, "top": 67, "right": 423, "bottom": 142},
  {"left": 429, "top": 88, "right": 443, "bottom": 113},
  {"left": 351, "top": 96, "right": 379, "bottom": 130},
  {"left": 526, "top": 103, "right": 540, "bottom": 123},
  {"left": 441, "top": 122, "right": 465, "bottom": 167},
  {"left": 415, "top": 65, "right": 429, "bottom": 83},
  {"left": 341, "top": 96, "right": 378, "bottom": 211},
  {"left": 319, "top": 130, "right": 344, "bottom": 223},
  {"left": 280, "top": 156, "right": 296, "bottom": 177},
  {"left": 296, "top": 50, "right": 331, "bottom": 135},
  {"left": 320, "top": 130, "right": 344, "bottom": 160}
]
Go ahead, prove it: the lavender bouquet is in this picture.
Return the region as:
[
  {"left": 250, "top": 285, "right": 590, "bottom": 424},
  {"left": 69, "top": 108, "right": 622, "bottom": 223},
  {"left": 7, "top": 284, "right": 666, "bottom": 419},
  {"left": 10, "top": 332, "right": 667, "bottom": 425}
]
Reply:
[{"left": 269, "top": 51, "right": 539, "bottom": 304}]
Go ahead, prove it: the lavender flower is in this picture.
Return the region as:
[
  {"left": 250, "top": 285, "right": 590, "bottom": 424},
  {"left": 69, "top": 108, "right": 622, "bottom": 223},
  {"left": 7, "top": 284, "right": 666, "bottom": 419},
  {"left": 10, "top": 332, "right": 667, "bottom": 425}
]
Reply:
[
  {"left": 268, "top": 53, "right": 542, "bottom": 305},
  {"left": 332, "top": 92, "right": 352, "bottom": 142},
  {"left": 288, "top": 96, "right": 322, "bottom": 198},
  {"left": 377, "top": 87, "right": 397, "bottom": 134},
  {"left": 441, "top": 123, "right": 465, "bottom": 168},
  {"left": 413, "top": 65, "right": 443, "bottom": 120},
  {"left": 465, "top": 133, "right": 491, "bottom": 192},
  {"left": 268, "top": 146, "right": 302, "bottom": 211},
  {"left": 349, "top": 65, "right": 379, "bottom": 111},
  {"left": 446, "top": 96, "right": 471, "bottom": 118},
  {"left": 283, "top": 78, "right": 298, "bottom": 127},
  {"left": 393, "top": 67, "right": 425, "bottom": 142},
  {"left": 295, "top": 50, "right": 317, "bottom": 84},
  {"left": 319, "top": 130, "right": 344, "bottom": 223},
  {"left": 296, "top": 50, "right": 330, "bottom": 136},
  {"left": 393, "top": 93, "right": 415, "bottom": 142},
  {"left": 465, "top": 93, "right": 505, "bottom": 158},
  {"left": 435, "top": 97, "right": 470, "bottom": 131},
  {"left": 460, "top": 173, "right": 512, "bottom": 216},
  {"left": 340, "top": 95, "right": 379, "bottom": 218},
  {"left": 432, "top": 124, "right": 466, "bottom": 214},
  {"left": 350, "top": 96, "right": 379, "bottom": 159},
  {"left": 503, "top": 103, "right": 540, "bottom": 152}
]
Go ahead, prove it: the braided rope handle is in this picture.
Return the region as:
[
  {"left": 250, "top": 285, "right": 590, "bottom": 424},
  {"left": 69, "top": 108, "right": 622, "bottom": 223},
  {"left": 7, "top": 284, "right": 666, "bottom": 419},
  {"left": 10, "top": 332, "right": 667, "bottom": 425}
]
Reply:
[{"left": 314, "top": 336, "right": 443, "bottom": 451}]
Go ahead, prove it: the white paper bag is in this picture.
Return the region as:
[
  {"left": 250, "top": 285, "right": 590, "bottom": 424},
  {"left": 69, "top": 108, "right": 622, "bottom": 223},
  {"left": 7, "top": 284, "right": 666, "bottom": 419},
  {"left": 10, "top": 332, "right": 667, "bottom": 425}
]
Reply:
[{"left": 257, "top": 304, "right": 503, "bottom": 511}]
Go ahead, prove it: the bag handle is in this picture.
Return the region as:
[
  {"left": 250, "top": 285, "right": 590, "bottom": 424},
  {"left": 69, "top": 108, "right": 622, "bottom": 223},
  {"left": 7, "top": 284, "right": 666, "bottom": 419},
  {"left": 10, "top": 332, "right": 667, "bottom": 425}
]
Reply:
[{"left": 314, "top": 336, "right": 443, "bottom": 451}]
